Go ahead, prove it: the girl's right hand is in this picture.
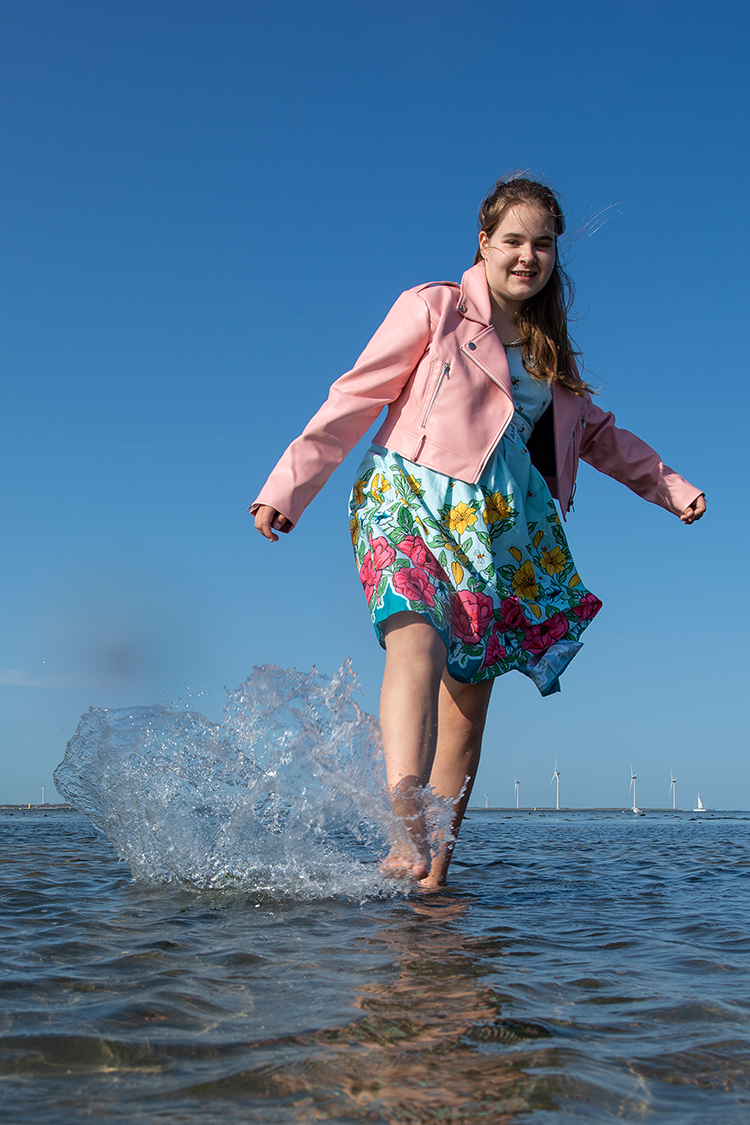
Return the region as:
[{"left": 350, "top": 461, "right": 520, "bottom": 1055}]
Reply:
[
  {"left": 254, "top": 505, "right": 293, "bottom": 542},
  {"left": 680, "top": 494, "right": 706, "bottom": 524}
]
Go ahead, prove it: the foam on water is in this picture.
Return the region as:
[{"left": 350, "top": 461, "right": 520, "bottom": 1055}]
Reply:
[{"left": 54, "top": 662, "right": 452, "bottom": 899}]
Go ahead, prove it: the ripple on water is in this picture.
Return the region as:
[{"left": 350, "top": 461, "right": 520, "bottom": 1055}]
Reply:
[{"left": 2, "top": 825, "right": 750, "bottom": 1122}]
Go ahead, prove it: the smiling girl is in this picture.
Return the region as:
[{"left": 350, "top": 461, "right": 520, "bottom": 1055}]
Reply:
[{"left": 252, "top": 175, "right": 705, "bottom": 887}]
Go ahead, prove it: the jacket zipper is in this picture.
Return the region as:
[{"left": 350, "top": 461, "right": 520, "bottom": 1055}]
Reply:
[
  {"left": 566, "top": 417, "right": 585, "bottom": 512},
  {"left": 421, "top": 362, "right": 450, "bottom": 428}
]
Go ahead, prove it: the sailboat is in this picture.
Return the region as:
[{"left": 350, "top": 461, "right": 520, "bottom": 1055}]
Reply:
[{"left": 693, "top": 794, "right": 706, "bottom": 812}]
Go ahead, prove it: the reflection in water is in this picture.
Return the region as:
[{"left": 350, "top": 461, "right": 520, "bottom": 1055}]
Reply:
[
  {"left": 322, "top": 897, "right": 556, "bottom": 1121},
  {"left": 177, "top": 896, "right": 558, "bottom": 1122}
]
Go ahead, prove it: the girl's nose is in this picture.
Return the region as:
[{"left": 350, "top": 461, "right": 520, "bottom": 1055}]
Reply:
[{"left": 519, "top": 243, "right": 536, "bottom": 263}]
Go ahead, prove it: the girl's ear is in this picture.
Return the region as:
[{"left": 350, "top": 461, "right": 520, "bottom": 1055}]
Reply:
[{"left": 478, "top": 230, "right": 489, "bottom": 259}]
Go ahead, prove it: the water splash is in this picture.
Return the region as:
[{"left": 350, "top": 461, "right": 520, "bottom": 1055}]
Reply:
[{"left": 54, "top": 663, "right": 452, "bottom": 899}]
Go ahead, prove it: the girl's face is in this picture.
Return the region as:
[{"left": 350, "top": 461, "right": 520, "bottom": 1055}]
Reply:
[{"left": 479, "top": 203, "right": 557, "bottom": 309}]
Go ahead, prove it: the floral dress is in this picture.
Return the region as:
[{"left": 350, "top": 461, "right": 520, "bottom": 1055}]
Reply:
[{"left": 348, "top": 347, "right": 602, "bottom": 696}]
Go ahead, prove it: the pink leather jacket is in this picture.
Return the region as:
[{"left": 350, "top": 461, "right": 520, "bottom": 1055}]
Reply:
[{"left": 252, "top": 263, "right": 702, "bottom": 527}]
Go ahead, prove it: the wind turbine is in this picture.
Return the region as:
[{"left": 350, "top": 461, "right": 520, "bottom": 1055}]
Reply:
[
  {"left": 629, "top": 766, "right": 641, "bottom": 815},
  {"left": 550, "top": 759, "right": 561, "bottom": 810},
  {"left": 40, "top": 783, "right": 45, "bottom": 806},
  {"left": 514, "top": 776, "right": 520, "bottom": 809},
  {"left": 669, "top": 773, "right": 677, "bottom": 810},
  {"left": 484, "top": 793, "right": 488, "bottom": 809}
]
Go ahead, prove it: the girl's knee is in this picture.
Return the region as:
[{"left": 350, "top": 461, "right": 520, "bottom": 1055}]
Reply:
[{"left": 383, "top": 613, "right": 447, "bottom": 663}]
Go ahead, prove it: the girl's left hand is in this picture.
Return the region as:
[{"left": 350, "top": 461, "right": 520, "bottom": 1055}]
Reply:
[{"left": 680, "top": 494, "right": 706, "bottom": 524}]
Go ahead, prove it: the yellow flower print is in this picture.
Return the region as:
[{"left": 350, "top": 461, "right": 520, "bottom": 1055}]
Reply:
[
  {"left": 446, "top": 502, "right": 478, "bottom": 536},
  {"left": 508, "top": 546, "right": 523, "bottom": 563},
  {"left": 539, "top": 546, "right": 568, "bottom": 576},
  {"left": 352, "top": 478, "right": 366, "bottom": 506},
  {"left": 512, "top": 559, "right": 539, "bottom": 600},
  {"left": 451, "top": 560, "right": 464, "bottom": 586},
  {"left": 349, "top": 517, "right": 359, "bottom": 547},
  {"left": 403, "top": 473, "right": 422, "bottom": 497},
  {"left": 568, "top": 572, "right": 581, "bottom": 588},
  {"left": 483, "top": 492, "right": 512, "bottom": 526},
  {"left": 370, "top": 474, "right": 391, "bottom": 504},
  {"left": 533, "top": 529, "right": 544, "bottom": 549}
]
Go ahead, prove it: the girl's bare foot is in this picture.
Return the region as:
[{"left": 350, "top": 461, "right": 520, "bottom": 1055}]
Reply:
[
  {"left": 380, "top": 778, "right": 430, "bottom": 881},
  {"left": 416, "top": 837, "right": 454, "bottom": 889},
  {"left": 380, "top": 847, "right": 430, "bottom": 881},
  {"left": 415, "top": 877, "right": 446, "bottom": 892}
]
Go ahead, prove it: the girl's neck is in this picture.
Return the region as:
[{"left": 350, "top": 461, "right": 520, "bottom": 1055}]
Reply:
[{"left": 489, "top": 297, "right": 522, "bottom": 346}]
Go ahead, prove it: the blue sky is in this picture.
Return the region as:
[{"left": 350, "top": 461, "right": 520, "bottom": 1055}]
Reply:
[{"left": 1, "top": 0, "right": 747, "bottom": 809}]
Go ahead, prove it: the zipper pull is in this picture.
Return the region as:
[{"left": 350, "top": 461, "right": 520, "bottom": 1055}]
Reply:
[{"left": 421, "top": 362, "right": 451, "bottom": 428}]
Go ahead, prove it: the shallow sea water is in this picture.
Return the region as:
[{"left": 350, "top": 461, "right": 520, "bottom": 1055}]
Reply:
[{"left": 2, "top": 807, "right": 750, "bottom": 1124}]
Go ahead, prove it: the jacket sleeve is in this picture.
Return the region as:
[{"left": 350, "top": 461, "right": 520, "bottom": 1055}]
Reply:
[
  {"left": 579, "top": 400, "right": 703, "bottom": 516},
  {"left": 251, "top": 289, "right": 432, "bottom": 527}
]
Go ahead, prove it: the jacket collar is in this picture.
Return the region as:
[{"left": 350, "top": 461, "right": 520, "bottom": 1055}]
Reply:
[{"left": 457, "top": 262, "right": 492, "bottom": 326}]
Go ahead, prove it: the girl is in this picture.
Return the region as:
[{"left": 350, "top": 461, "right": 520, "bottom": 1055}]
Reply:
[{"left": 252, "top": 176, "right": 705, "bottom": 888}]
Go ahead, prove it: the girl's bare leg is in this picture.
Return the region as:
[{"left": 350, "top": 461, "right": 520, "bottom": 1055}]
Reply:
[
  {"left": 379, "top": 612, "right": 448, "bottom": 879},
  {"left": 420, "top": 670, "right": 494, "bottom": 888}
]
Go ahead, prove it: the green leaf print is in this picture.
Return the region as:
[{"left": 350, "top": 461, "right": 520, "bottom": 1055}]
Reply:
[
  {"left": 489, "top": 519, "right": 517, "bottom": 542},
  {"left": 420, "top": 514, "right": 443, "bottom": 535},
  {"left": 396, "top": 505, "right": 414, "bottom": 535},
  {"left": 552, "top": 525, "right": 568, "bottom": 551}
]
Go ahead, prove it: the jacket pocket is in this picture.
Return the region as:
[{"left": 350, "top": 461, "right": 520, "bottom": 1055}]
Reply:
[{"left": 421, "top": 362, "right": 450, "bottom": 428}]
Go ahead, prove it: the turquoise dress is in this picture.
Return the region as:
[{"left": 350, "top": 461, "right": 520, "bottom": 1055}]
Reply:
[{"left": 348, "top": 348, "right": 602, "bottom": 696}]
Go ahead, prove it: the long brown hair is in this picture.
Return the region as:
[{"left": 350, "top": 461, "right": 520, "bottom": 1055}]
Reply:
[{"left": 474, "top": 176, "right": 590, "bottom": 395}]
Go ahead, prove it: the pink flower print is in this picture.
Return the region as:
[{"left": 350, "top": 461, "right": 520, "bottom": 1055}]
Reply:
[
  {"left": 572, "top": 592, "right": 602, "bottom": 621},
  {"left": 369, "top": 536, "right": 396, "bottom": 572},
  {"left": 451, "top": 589, "right": 495, "bottom": 645},
  {"left": 392, "top": 567, "right": 436, "bottom": 607},
  {"left": 482, "top": 631, "right": 507, "bottom": 669},
  {"left": 520, "top": 611, "right": 570, "bottom": 655},
  {"left": 497, "top": 596, "right": 530, "bottom": 631},
  {"left": 358, "top": 551, "right": 378, "bottom": 604},
  {"left": 359, "top": 537, "right": 396, "bottom": 606},
  {"left": 397, "top": 535, "right": 449, "bottom": 582}
]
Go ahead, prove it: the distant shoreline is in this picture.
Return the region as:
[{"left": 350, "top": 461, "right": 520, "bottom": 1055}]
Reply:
[
  {"left": 2, "top": 804, "right": 741, "bottom": 814},
  {"left": 0, "top": 804, "right": 74, "bottom": 811},
  {"left": 466, "top": 806, "right": 733, "bottom": 813}
]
